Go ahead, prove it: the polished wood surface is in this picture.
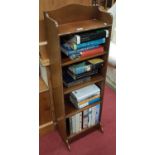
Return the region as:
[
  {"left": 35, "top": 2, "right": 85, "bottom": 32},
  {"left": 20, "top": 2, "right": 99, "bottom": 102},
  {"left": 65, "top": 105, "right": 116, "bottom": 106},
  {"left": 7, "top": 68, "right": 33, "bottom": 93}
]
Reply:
[
  {"left": 39, "top": 121, "right": 56, "bottom": 136},
  {"left": 39, "top": 91, "right": 52, "bottom": 125},
  {"left": 63, "top": 74, "right": 104, "bottom": 95},
  {"left": 58, "top": 20, "right": 111, "bottom": 36},
  {"left": 39, "top": 77, "right": 48, "bottom": 93},
  {"left": 39, "top": 46, "right": 50, "bottom": 66},
  {"left": 40, "top": 0, "right": 92, "bottom": 20},
  {"left": 65, "top": 102, "right": 100, "bottom": 118},
  {"left": 39, "top": 20, "right": 48, "bottom": 46},
  {"left": 62, "top": 52, "right": 106, "bottom": 67}
]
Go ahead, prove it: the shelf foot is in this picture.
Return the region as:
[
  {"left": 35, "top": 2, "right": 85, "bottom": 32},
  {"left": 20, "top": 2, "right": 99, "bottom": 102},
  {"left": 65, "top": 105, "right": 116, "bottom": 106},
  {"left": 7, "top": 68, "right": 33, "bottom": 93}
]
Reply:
[
  {"left": 99, "top": 123, "right": 104, "bottom": 133},
  {"left": 65, "top": 140, "right": 71, "bottom": 151}
]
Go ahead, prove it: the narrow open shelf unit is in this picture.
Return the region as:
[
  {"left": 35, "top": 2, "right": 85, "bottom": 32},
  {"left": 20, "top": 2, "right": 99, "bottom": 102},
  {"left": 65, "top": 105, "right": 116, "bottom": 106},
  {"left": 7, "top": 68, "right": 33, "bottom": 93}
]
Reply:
[{"left": 44, "top": 4, "right": 112, "bottom": 150}]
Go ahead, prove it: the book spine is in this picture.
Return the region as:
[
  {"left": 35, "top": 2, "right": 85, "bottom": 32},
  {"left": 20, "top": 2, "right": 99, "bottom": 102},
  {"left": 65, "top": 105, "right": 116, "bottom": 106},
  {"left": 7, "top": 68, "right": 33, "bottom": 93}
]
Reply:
[
  {"left": 88, "top": 108, "right": 92, "bottom": 127},
  {"left": 78, "top": 98, "right": 101, "bottom": 109},
  {"left": 74, "top": 30, "right": 109, "bottom": 44},
  {"left": 79, "top": 112, "right": 82, "bottom": 132},
  {"left": 91, "top": 106, "right": 96, "bottom": 126},
  {"left": 83, "top": 109, "right": 89, "bottom": 129},
  {"left": 78, "top": 94, "right": 100, "bottom": 105},
  {"left": 81, "top": 46, "right": 104, "bottom": 58},
  {"left": 67, "top": 69, "right": 98, "bottom": 80},
  {"left": 72, "top": 38, "right": 106, "bottom": 50},
  {"left": 69, "top": 117, "right": 73, "bottom": 135},
  {"left": 75, "top": 113, "right": 79, "bottom": 133},
  {"left": 95, "top": 104, "right": 100, "bottom": 124},
  {"left": 64, "top": 76, "right": 91, "bottom": 88},
  {"left": 72, "top": 115, "right": 76, "bottom": 134}
]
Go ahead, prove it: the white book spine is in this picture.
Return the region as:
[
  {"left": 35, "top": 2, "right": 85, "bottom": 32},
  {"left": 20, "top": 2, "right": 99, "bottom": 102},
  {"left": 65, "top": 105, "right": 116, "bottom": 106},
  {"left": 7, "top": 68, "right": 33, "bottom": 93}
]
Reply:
[
  {"left": 75, "top": 113, "right": 79, "bottom": 133},
  {"left": 91, "top": 106, "right": 96, "bottom": 126},
  {"left": 79, "top": 112, "right": 82, "bottom": 132},
  {"left": 72, "top": 115, "right": 76, "bottom": 134},
  {"left": 88, "top": 108, "right": 92, "bottom": 127},
  {"left": 83, "top": 109, "right": 89, "bottom": 129}
]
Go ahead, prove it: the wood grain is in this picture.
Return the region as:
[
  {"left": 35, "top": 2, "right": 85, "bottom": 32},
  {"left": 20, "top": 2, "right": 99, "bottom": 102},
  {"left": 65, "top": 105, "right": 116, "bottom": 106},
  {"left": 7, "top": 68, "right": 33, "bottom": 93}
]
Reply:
[
  {"left": 39, "top": 91, "right": 52, "bottom": 125},
  {"left": 39, "top": 76, "right": 48, "bottom": 93},
  {"left": 39, "top": 46, "right": 50, "bottom": 66},
  {"left": 40, "top": 0, "right": 92, "bottom": 20}
]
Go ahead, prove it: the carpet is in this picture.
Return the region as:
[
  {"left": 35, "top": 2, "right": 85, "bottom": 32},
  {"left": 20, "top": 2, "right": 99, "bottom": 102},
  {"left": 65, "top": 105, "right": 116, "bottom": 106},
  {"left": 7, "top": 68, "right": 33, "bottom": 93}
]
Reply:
[{"left": 40, "top": 85, "right": 116, "bottom": 155}]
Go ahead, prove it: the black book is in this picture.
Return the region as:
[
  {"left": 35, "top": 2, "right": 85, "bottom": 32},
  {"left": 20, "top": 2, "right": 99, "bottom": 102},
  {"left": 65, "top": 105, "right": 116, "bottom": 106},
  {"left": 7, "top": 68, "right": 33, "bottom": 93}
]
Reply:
[
  {"left": 63, "top": 71, "right": 91, "bottom": 87},
  {"left": 67, "top": 69, "right": 98, "bottom": 80}
]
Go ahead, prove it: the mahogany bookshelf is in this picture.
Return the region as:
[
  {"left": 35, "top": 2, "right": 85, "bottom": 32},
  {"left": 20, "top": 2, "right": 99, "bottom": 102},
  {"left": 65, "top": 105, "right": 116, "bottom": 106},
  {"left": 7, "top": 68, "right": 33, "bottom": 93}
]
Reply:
[{"left": 44, "top": 4, "right": 112, "bottom": 150}]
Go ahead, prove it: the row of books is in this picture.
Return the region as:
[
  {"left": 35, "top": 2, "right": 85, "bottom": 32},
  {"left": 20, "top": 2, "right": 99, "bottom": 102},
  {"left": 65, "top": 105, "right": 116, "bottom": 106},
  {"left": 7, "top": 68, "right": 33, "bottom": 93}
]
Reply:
[
  {"left": 69, "top": 84, "right": 101, "bottom": 109},
  {"left": 63, "top": 58, "right": 104, "bottom": 87},
  {"left": 61, "top": 29, "right": 109, "bottom": 59},
  {"left": 68, "top": 104, "right": 100, "bottom": 135}
]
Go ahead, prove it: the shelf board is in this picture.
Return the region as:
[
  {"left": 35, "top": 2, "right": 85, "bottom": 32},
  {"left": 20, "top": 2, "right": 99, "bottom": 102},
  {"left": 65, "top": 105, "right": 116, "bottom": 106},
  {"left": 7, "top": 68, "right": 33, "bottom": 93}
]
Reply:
[
  {"left": 39, "top": 46, "right": 50, "bottom": 67},
  {"left": 65, "top": 101, "right": 101, "bottom": 118},
  {"left": 67, "top": 123, "right": 100, "bottom": 140},
  {"left": 39, "top": 20, "right": 48, "bottom": 46},
  {"left": 58, "top": 19, "right": 111, "bottom": 36},
  {"left": 39, "top": 77, "right": 48, "bottom": 93},
  {"left": 62, "top": 52, "right": 106, "bottom": 67},
  {"left": 63, "top": 74, "right": 104, "bottom": 95}
]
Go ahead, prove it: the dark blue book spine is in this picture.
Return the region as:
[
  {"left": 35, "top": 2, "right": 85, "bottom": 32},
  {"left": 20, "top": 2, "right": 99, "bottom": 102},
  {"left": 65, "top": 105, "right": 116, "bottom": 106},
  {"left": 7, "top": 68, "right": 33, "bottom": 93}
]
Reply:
[{"left": 72, "top": 38, "right": 106, "bottom": 50}]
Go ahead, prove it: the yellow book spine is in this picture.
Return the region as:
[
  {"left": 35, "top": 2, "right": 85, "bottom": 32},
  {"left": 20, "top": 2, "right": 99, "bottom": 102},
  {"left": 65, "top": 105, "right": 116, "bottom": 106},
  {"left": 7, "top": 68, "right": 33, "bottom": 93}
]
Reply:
[{"left": 78, "top": 94, "right": 100, "bottom": 105}]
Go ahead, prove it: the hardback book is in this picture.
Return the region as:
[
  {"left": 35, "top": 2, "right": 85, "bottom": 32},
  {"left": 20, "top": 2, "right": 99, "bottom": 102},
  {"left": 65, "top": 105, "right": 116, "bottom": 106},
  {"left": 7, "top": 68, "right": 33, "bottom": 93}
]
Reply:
[
  {"left": 91, "top": 106, "right": 97, "bottom": 126},
  {"left": 63, "top": 71, "right": 91, "bottom": 88},
  {"left": 79, "top": 112, "right": 82, "bottom": 132},
  {"left": 70, "top": 95, "right": 101, "bottom": 109},
  {"left": 70, "top": 84, "right": 100, "bottom": 103},
  {"left": 88, "top": 108, "right": 92, "bottom": 127},
  {"left": 71, "top": 38, "right": 106, "bottom": 50},
  {"left": 67, "top": 69, "right": 98, "bottom": 80},
  {"left": 70, "top": 29, "right": 109, "bottom": 44},
  {"left": 61, "top": 43, "right": 98, "bottom": 56},
  {"left": 68, "top": 61, "right": 92, "bottom": 75},
  {"left": 80, "top": 46, "right": 104, "bottom": 58},
  {"left": 78, "top": 94, "right": 100, "bottom": 105},
  {"left": 83, "top": 109, "right": 89, "bottom": 129},
  {"left": 75, "top": 113, "right": 80, "bottom": 133},
  {"left": 68, "top": 58, "right": 104, "bottom": 75},
  {"left": 95, "top": 104, "right": 100, "bottom": 124},
  {"left": 72, "top": 115, "right": 76, "bottom": 134},
  {"left": 88, "top": 58, "right": 104, "bottom": 68}
]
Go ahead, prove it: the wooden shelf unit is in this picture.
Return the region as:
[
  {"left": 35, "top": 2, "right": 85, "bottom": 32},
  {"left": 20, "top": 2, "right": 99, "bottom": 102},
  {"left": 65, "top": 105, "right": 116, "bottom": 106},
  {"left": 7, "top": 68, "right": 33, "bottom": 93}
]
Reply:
[{"left": 44, "top": 4, "right": 112, "bottom": 150}]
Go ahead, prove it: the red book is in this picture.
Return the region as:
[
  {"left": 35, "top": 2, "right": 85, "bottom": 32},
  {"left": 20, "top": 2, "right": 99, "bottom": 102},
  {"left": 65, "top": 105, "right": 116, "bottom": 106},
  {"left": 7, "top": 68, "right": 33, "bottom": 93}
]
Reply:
[{"left": 80, "top": 46, "right": 104, "bottom": 57}]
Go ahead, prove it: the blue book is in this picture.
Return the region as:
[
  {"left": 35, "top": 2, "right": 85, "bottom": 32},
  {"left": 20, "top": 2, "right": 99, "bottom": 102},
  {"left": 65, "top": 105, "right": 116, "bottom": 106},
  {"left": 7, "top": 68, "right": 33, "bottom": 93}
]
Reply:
[
  {"left": 89, "top": 98, "right": 101, "bottom": 105},
  {"left": 61, "top": 44, "right": 99, "bottom": 56},
  {"left": 71, "top": 38, "right": 106, "bottom": 50},
  {"left": 95, "top": 104, "right": 100, "bottom": 124}
]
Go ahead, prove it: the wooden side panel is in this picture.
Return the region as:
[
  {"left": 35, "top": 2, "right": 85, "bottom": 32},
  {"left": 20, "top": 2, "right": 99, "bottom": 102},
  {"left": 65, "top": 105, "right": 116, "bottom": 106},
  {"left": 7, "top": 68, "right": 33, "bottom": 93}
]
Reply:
[
  {"left": 40, "top": 0, "right": 92, "bottom": 20},
  {"left": 39, "top": 91, "right": 52, "bottom": 125},
  {"left": 45, "top": 14, "right": 67, "bottom": 140}
]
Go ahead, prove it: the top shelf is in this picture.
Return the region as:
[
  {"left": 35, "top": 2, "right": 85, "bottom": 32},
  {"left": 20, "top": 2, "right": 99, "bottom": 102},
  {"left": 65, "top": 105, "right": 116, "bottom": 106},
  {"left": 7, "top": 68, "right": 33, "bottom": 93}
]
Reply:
[{"left": 58, "top": 19, "right": 111, "bottom": 36}]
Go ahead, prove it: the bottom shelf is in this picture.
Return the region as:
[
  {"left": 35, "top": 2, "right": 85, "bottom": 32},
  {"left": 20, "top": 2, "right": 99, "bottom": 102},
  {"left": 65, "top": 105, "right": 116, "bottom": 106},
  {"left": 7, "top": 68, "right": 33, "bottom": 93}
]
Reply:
[{"left": 67, "top": 123, "right": 101, "bottom": 142}]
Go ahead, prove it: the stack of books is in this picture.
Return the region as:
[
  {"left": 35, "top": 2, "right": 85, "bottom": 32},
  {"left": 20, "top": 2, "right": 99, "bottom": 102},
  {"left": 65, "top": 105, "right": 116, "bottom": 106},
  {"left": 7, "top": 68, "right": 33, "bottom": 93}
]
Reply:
[
  {"left": 68, "top": 104, "right": 100, "bottom": 135},
  {"left": 61, "top": 29, "right": 109, "bottom": 59},
  {"left": 69, "top": 84, "right": 101, "bottom": 109},
  {"left": 63, "top": 58, "right": 104, "bottom": 87}
]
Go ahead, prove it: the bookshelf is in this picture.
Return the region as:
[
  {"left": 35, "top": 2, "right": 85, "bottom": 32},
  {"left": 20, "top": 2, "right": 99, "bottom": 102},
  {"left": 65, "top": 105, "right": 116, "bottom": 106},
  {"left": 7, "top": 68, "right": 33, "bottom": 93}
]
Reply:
[{"left": 44, "top": 4, "right": 112, "bottom": 150}]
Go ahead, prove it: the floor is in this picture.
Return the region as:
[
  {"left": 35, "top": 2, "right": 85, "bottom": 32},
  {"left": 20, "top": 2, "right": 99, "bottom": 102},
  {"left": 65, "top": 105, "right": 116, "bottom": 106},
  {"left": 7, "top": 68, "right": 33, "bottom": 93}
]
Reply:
[{"left": 40, "top": 85, "right": 116, "bottom": 155}]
